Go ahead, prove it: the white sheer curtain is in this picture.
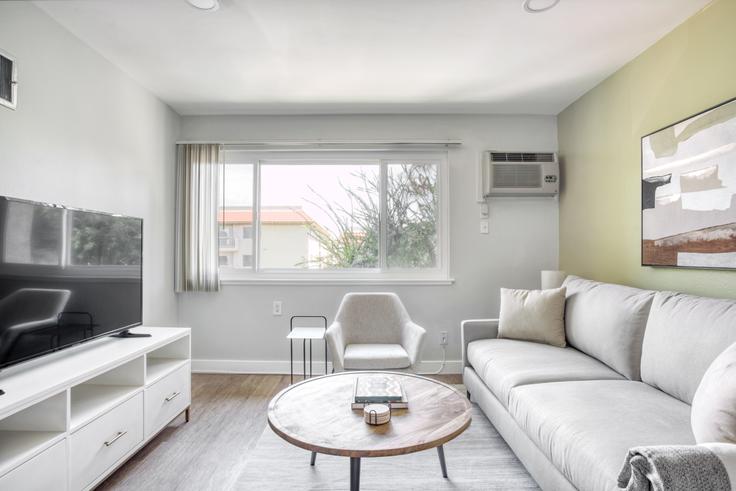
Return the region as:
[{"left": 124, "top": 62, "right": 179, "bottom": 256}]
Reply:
[{"left": 175, "top": 144, "right": 221, "bottom": 292}]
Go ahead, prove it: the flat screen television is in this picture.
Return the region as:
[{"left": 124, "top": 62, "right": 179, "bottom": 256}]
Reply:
[{"left": 0, "top": 196, "right": 143, "bottom": 371}]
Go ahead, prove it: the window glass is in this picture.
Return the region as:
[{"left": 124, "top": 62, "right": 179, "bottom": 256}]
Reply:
[
  {"left": 259, "top": 163, "right": 379, "bottom": 269},
  {"left": 218, "top": 163, "right": 254, "bottom": 269},
  {"left": 386, "top": 162, "right": 439, "bottom": 269}
]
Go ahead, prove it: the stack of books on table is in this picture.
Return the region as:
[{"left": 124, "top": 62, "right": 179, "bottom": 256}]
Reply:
[{"left": 352, "top": 374, "right": 408, "bottom": 410}]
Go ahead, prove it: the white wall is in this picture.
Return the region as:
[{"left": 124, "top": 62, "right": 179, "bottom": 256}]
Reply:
[
  {"left": 0, "top": 2, "right": 180, "bottom": 326},
  {"left": 179, "top": 114, "right": 559, "bottom": 373}
]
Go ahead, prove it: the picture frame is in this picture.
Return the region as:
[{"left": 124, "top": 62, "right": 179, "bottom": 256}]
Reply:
[
  {"left": 0, "top": 48, "right": 18, "bottom": 110},
  {"left": 641, "top": 96, "right": 736, "bottom": 270}
]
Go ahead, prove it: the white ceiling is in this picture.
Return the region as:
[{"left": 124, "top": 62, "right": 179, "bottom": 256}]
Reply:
[{"left": 34, "top": 0, "right": 711, "bottom": 116}]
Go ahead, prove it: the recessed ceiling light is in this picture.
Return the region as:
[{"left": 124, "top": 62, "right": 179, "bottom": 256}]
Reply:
[
  {"left": 187, "top": 0, "right": 220, "bottom": 11},
  {"left": 523, "top": 0, "right": 560, "bottom": 13}
]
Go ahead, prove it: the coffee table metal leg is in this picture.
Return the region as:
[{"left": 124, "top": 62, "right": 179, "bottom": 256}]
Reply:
[
  {"left": 350, "top": 457, "right": 361, "bottom": 491},
  {"left": 310, "top": 452, "right": 317, "bottom": 466},
  {"left": 437, "top": 445, "right": 448, "bottom": 478}
]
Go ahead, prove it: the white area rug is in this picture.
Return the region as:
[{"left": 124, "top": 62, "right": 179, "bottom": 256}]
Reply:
[{"left": 236, "top": 405, "right": 539, "bottom": 490}]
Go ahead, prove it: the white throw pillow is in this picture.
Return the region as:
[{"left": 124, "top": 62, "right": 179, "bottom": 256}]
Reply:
[
  {"left": 692, "top": 342, "right": 736, "bottom": 444},
  {"left": 498, "top": 287, "right": 567, "bottom": 348}
]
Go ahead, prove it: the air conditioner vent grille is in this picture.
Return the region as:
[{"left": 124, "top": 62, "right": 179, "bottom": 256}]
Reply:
[
  {"left": 492, "top": 164, "right": 541, "bottom": 188},
  {"left": 490, "top": 152, "right": 554, "bottom": 162}
]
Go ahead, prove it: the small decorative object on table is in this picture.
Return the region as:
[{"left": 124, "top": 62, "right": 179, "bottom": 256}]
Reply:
[
  {"left": 363, "top": 404, "right": 391, "bottom": 425},
  {"left": 352, "top": 374, "right": 408, "bottom": 409}
]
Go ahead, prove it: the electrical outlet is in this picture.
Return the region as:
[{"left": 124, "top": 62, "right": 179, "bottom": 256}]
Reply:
[
  {"left": 440, "top": 331, "right": 448, "bottom": 346},
  {"left": 272, "top": 300, "right": 282, "bottom": 316},
  {"left": 480, "top": 220, "right": 489, "bottom": 234}
]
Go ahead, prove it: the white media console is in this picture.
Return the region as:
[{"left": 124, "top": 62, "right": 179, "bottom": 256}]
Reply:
[{"left": 0, "top": 327, "right": 191, "bottom": 490}]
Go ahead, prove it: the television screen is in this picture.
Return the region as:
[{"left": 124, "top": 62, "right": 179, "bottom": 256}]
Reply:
[{"left": 0, "top": 196, "right": 142, "bottom": 369}]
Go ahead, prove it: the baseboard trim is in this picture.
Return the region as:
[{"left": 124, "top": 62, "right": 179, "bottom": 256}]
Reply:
[{"left": 191, "top": 359, "right": 463, "bottom": 375}]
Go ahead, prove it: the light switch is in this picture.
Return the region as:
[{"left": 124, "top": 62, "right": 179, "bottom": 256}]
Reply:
[
  {"left": 480, "top": 220, "right": 489, "bottom": 234},
  {"left": 480, "top": 203, "right": 489, "bottom": 218}
]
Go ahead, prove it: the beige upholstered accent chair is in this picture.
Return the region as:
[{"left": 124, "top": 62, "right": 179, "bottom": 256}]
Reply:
[{"left": 326, "top": 292, "right": 426, "bottom": 372}]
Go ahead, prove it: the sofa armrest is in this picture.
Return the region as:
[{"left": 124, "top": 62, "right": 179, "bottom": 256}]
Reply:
[
  {"left": 401, "top": 321, "right": 427, "bottom": 368},
  {"left": 699, "top": 443, "right": 736, "bottom": 486},
  {"left": 461, "top": 318, "right": 499, "bottom": 367},
  {"left": 325, "top": 321, "right": 346, "bottom": 372}
]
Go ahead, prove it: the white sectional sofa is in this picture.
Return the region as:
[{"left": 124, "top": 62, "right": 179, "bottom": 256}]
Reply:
[{"left": 462, "top": 275, "right": 736, "bottom": 491}]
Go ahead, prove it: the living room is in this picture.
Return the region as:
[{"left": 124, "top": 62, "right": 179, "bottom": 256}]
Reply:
[{"left": 0, "top": 0, "right": 734, "bottom": 490}]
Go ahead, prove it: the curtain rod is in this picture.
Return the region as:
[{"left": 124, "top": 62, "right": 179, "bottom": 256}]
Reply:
[{"left": 175, "top": 139, "right": 463, "bottom": 148}]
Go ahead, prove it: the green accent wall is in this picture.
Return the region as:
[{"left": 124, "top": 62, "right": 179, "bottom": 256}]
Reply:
[{"left": 558, "top": 0, "right": 736, "bottom": 297}]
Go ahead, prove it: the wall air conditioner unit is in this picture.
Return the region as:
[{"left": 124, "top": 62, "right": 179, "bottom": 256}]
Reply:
[{"left": 480, "top": 151, "right": 559, "bottom": 198}]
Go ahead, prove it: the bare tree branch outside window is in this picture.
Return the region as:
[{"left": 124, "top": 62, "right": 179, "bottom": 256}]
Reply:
[{"left": 303, "top": 163, "right": 437, "bottom": 269}]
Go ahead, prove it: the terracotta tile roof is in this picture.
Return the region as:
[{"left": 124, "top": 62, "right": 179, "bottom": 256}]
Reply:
[{"left": 218, "top": 207, "right": 313, "bottom": 224}]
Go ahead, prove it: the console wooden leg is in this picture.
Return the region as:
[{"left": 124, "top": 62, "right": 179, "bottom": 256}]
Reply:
[{"left": 185, "top": 407, "right": 190, "bottom": 423}]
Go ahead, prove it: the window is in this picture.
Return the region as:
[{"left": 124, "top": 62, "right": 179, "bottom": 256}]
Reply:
[
  {"left": 218, "top": 150, "right": 448, "bottom": 282},
  {"left": 219, "top": 227, "right": 235, "bottom": 249},
  {"left": 218, "top": 255, "right": 229, "bottom": 266}
]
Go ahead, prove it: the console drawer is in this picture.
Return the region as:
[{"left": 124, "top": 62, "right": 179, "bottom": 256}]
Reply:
[
  {"left": 0, "top": 439, "right": 67, "bottom": 491},
  {"left": 144, "top": 362, "right": 190, "bottom": 437},
  {"left": 70, "top": 392, "right": 143, "bottom": 490}
]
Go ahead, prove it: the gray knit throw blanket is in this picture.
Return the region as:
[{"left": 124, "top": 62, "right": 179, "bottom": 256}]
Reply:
[{"left": 618, "top": 445, "right": 731, "bottom": 491}]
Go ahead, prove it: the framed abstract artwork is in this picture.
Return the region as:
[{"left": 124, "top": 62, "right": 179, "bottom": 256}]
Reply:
[
  {"left": 642, "top": 97, "right": 736, "bottom": 269},
  {"left": 0, "top": 48, "right": 17, "bottom": 110}
]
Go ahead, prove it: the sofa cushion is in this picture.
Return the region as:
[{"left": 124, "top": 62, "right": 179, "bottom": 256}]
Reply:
[
  {"left": 466, "top": 338, "right": 624, "bottom": 407},
  {"left": 641, "top": 292, "right": 736, "bottom": 404},
  {"left": 691, "top": 342, "right": 736, "bottom": 444},
  {"left": 343, "top": 344, "right": 411, "bottom": 370},
  {"left": 563, "top": 275, "right": 655, "bottom": 380},
  {"left": 509, "top": 380, "right": 694, "bottom": 491},
  {"left": 498, "top": 287, "right": 567, "bottom": 348}
]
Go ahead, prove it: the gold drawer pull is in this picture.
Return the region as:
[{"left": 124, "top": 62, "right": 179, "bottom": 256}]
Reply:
[
  {"left": 165, "top": 391, "right": 181, "bottom": 402},
  {"left": 104, "top": 431, "right": 127, "bottom": 447}
]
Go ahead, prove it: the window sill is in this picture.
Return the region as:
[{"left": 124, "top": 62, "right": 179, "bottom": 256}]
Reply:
[{"left": 219, "top": 277, "right": 455, "bottom": 286}]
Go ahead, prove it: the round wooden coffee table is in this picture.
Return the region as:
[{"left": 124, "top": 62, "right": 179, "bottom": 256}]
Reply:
[{"left": 267, "top": 371, "right": 472, "bottom": 491}]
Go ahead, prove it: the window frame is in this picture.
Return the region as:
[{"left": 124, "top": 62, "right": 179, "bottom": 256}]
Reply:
[{"left": 218, "top": 149, "right": 451, "bottom": 285}]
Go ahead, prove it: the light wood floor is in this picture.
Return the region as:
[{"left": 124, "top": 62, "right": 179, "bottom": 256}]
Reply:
[{"left": 99, "top": 373, "right": 462, "bottom": 490}]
